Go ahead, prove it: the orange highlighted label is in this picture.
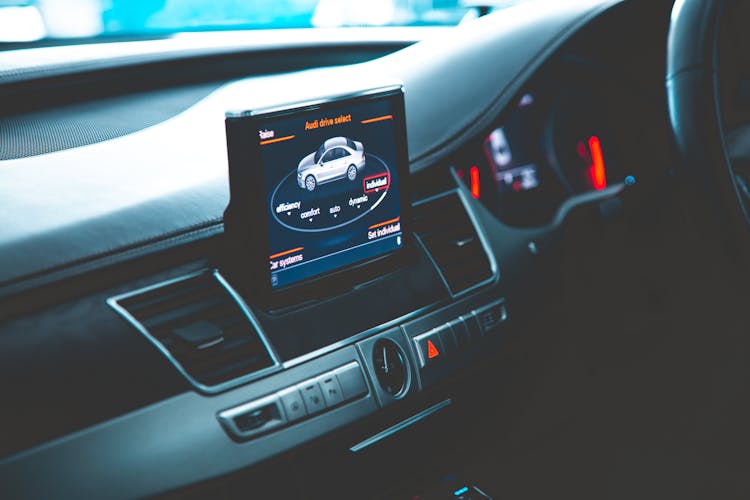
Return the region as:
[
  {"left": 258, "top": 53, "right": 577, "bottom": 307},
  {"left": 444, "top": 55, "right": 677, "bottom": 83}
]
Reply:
[
  {"left": 363, "top": 172, "right": 390, "bottom": 194},
  {"left": 269, "top": 247, "right": 303, "bottom": 260},
  {"left": 361, "top": 114, "right": 393, "bottom": 125},
  {"left": 369, "top": 216, "right": 400, "bottom": 231},
  {"left": 260, "top": 135, "right": 295, "bottom": 146}
]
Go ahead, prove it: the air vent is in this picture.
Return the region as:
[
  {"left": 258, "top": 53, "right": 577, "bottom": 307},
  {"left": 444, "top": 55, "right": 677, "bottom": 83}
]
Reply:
[
  {"left": 109, "top": 271, "right": 279, "bottom": 392},
  {"left": 413, "top": 193, "right": 493, "bottom": 295}
]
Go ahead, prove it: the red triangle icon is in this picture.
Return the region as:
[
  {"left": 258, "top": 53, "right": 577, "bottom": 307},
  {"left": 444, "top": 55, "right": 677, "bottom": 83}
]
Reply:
[{"left": 427, "top": 340, "right": 440, "bottom": 359}]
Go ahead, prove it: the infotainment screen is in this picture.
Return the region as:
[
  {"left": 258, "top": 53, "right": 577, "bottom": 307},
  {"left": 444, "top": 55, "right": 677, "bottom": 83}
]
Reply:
[{"left": 225, "top": 86, "right": 410, "bottom": 294}]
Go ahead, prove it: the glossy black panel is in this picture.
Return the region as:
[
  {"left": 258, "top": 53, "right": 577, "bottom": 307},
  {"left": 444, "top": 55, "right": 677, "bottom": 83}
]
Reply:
[{"left": 254, "top": 243, "right": 449, "bottom": 361}]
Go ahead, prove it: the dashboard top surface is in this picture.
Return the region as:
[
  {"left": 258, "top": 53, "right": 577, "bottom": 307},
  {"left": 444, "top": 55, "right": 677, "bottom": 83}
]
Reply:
[
  {"left": 0, "top": 0, "right": 619, "bottom": 294},
  {"left": 0, "top": 27, "right": 440, "bottom": 85}
]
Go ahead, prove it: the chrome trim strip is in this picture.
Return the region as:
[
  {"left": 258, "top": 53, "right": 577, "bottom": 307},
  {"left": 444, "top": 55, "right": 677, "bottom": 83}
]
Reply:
[
  {"left": 226, "top": 84, "right": 404, "bottom": 118},
  {"left": 349, "top": 399, "right": 452, "bottom": 452},
  {"left": 451, "top": 184, "right": 500, "bottom": 298},
  {"left": 107, "top": 269, "right": 282, "bottom": 395},
  {"left": 413, "top": 230, "right": 453, "bottom": 296},
  {"left": 197, "top": 336, "right": 225, "bottom": 350},
  {"left": 411, "top": 188, "right": 460, "bottom": 208},
  {"left": 473, "top": 486, "right": 492, "bottom": 498},
  {"left": 550, "top": 182, "right": 625, "bottom": 228},
  {"left": 214, "top": 270, "right": 283, "bottom": 364},
  {"left": 413, "top": 179, "right": 500, "bottom": 299}
]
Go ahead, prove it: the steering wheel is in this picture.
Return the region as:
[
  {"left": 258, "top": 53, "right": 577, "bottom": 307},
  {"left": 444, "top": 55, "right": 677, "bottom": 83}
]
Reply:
[{"left": 667, "top": 0, "right": 750, "bottom": 253}]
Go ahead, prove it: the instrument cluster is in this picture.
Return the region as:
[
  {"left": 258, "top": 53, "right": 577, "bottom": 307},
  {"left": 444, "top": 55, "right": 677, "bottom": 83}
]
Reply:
[{"left": 451, "top": 58, "right": 652, "bottom": 227}]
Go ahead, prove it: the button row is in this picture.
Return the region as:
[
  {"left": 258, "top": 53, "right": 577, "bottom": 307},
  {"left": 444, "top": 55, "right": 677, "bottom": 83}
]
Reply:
[
  {"left": 218, "top": 361, "right": 369, "bottom": 440},
  {"left": 412, "top": 299, "right": 507, "bottom": 368},
  {"left": 473, "top": 299, "right": 508, "bottom": 334}
]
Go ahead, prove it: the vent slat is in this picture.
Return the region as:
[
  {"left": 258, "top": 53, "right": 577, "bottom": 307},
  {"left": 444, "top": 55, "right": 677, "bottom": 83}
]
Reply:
[
  {"left": 120, "top": 276, "right": 216, "bottom": 313},
  {"left": 112, "top": 272, "right": 275, "bottom": 389},
  {"left": 414, "top": 194, "right": 492, "bottom": 295},
  {"left": 141, "top": 298, "right": 229, "bottom": 332}
]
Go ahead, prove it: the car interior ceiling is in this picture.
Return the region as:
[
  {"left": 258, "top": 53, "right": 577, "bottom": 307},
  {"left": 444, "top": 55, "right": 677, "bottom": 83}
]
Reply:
[{"left": 4, "top": 0, "right": 750, "bottom": 498}]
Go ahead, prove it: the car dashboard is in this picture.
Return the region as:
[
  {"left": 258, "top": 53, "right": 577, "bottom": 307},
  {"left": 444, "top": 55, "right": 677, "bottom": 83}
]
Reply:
[{"left": 0, "top": 1, "right": 683, "bottom": 498}]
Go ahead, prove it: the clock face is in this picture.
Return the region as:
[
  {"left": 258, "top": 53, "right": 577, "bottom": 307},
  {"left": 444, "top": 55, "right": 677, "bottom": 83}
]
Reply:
[{"left": 372, "top": 339, "right": 407, "bottom": 397}]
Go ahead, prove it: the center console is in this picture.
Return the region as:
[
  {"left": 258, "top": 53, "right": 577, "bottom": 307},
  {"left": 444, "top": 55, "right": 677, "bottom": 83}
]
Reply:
[{"left": 99, "top": 85, "right": 507, "bottom": 496}]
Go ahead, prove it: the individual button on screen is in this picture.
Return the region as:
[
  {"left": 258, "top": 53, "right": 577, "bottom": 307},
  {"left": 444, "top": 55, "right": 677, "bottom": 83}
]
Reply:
[
  {"left": 297, "top": 380, "right": 327, "bottom": 415},
  {"left": 277, "top": 387, "right": 307, "bottom": 423},
  {"left": 316, "top": 373, "right": 345, "bottom": 408}
]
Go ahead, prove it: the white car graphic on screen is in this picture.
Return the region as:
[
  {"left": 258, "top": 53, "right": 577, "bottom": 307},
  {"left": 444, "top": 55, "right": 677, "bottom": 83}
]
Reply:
[{"left": 297, "top": 137, "right": 366, "bottom": 191}]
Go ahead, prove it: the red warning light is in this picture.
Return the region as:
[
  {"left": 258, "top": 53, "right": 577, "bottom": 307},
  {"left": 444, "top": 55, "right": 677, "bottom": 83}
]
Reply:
[
  {"left": 469, "top": 166, "right": 480, "bottom": 199},
  {"left": 588, "top": 136, "right": 607, "bottom": 190},
  {"left": 427, "top": 340, "right": 440, "bottom": 359}
]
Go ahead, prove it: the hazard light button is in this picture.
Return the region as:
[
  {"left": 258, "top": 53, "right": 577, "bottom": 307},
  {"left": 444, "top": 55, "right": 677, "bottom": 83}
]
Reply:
[{"left": 413, "top": 329, "right": 445, "bottom": 368}]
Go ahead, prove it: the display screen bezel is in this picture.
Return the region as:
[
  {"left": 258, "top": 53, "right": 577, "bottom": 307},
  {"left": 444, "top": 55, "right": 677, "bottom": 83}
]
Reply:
[{"left": 224, "top": 85, "right": 413, "bottom": 308}]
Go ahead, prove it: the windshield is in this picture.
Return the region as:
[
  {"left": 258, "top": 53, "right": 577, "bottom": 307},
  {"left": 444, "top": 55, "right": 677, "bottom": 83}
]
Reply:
[{"left": 0, "top": 0, "right": 506, "bottom": 43}]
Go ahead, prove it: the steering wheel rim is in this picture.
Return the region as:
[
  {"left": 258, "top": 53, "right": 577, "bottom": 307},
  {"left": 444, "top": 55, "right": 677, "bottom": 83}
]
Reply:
[{"left": 666, "top": 0, "right": 750, "bottom": 248}]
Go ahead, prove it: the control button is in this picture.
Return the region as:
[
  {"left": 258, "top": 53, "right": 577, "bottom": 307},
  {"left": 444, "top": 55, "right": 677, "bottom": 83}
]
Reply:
[
  {"left": 474, "top": 300, "right": 508, "bottom": 335},
  {"left": 461, "top": 312, "right": 482, "bottom": 342},
  {"left": 172, "top": 320, "right": 224, "bottom": 349},
  {"left": 437, "top": 323, "right": 459, "bottom": 356},
  {"left": 448, "top": 318, "right": 470, "bottom": 349},
  {"left": 333, "top": 362, "right": 369, "bottom": 401},
  {"left": 217, "top": 394, "right": 286, "bottom": 440},
  {"left": 297, "top": 380, "right": 327, "bottom": 415},
  {"left": 413, "top": 329, "right": 445, "bottom": 368},
  {"left": 316, "top": 372, "right": 344, "bottom": 408},
  {"left": 277, "top": 387, "right": 307, "bottom": 423},
  {"left": 233, "top": 404, "right": 280, "bottom": 433}
]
